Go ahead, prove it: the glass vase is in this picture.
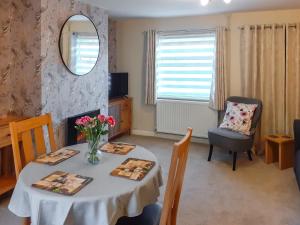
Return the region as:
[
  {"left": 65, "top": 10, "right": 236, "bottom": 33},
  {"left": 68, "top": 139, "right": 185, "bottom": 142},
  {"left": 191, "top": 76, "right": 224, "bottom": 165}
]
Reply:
[{"left": 86, "top": 138, "right": 102, "bottom": 165}]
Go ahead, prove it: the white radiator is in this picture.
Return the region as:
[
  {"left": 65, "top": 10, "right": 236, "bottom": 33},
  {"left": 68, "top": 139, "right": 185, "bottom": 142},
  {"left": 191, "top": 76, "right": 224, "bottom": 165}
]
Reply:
[{"left": 156, "top": 100, "right": 218, "bottom": 138}]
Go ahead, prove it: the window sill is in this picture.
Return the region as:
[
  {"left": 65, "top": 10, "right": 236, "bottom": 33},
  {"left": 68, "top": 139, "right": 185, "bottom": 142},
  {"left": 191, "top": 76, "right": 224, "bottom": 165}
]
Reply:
[{"left": 156, "top": 98, "right": 209, "bottom": 105}]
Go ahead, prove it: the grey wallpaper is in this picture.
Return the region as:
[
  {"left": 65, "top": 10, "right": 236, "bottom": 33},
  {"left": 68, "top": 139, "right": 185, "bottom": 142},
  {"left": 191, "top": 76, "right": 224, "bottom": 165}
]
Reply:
[
  {"left": 41, "top": 0, "right": 108, "bottom": 147},
  {"left": 11, "top": 0, "right": 42, "bottom": 116},
  {"left": 0, "top": 0, "right": 108, "bottom": 148},
  {"left": 108, "top": 19, "right": 117, "bottom": 73},
  {"left": 0, "top": 0, "right": 42, "bottom": 116},
  {"left": 0, "top": 0, "right": 11, "bottom": 115}
]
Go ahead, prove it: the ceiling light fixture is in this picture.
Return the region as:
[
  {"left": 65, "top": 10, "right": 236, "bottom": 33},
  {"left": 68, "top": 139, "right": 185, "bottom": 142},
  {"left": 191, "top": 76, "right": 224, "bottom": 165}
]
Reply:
[
  {"left": 200, "top": 0, "right": 232, "bottom": 6},
  {"left": 200, "top": 0, "right": 210, "bottom": 6}
]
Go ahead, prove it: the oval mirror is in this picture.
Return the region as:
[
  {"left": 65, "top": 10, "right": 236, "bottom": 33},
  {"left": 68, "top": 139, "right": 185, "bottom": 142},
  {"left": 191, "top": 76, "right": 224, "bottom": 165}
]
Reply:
[{"left": 59, "top": 15, "right": 100, "bottom": 76}]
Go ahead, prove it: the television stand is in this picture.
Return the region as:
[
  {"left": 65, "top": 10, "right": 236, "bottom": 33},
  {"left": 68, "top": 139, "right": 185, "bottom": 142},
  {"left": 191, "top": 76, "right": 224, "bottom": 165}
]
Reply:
[{"left": 108, "top": 97, "right": 132, "bottom": 140}]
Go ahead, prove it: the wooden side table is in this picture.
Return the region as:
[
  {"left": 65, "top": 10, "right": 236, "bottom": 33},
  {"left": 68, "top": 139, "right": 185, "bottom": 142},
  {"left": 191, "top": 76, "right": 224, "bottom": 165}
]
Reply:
[
  {"left": 265, "top": 134, "right": 294, "bottom": 170},
  {"left": 0, "top": 115, "right": 26, "bottom": 196}
]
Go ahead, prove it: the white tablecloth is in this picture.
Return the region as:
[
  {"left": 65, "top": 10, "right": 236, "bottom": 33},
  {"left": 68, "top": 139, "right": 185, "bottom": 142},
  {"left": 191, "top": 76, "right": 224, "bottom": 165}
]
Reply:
[{"left": 8, "top": 143, "right": 163, "bottom": 225}]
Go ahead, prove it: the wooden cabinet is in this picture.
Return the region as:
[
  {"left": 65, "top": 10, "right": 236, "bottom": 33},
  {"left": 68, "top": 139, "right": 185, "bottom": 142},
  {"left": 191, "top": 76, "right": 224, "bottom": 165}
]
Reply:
[
  {"left": 108, "top": 97, "right": 132, "bottom": 140},
  {"left": 0, "top": 125, "right": 12, "bottom": 149},
  {"left": 0, "top": 115, "right": 26, "bottom": 196}
]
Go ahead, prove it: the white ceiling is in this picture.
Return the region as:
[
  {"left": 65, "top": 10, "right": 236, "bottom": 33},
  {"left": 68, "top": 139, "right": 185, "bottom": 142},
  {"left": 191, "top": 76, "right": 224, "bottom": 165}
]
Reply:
[{"left": 79, "top": 0, "right": 300, "bottom": 18}]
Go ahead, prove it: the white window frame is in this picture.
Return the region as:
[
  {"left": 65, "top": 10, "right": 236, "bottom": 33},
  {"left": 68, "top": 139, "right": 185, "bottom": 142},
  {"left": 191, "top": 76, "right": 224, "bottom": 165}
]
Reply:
[{"left": 155, "top": 30, "right": 216, "bottom": 102}]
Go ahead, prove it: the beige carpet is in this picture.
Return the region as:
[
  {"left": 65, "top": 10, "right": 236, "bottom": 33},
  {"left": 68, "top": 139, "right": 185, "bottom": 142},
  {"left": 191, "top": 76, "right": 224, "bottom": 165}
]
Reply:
[{"left": 1, "top": 135, "right": 300, "bottom": 225}]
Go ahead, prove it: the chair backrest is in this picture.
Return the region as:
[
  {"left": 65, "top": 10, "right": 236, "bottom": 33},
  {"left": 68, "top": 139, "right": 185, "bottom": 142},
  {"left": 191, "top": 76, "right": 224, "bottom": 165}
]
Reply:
[
  {"left": 159, "top": 128, "right": 193, "bottom": 225},
  {"left": 294, "top": 120, "right": 300, "bottom": 152},
  {"left": 9, "top": 113, "right": 57, "bottom": 178},
  {"left": 226, "top": 96, "right": 263, "bottom": 133}
]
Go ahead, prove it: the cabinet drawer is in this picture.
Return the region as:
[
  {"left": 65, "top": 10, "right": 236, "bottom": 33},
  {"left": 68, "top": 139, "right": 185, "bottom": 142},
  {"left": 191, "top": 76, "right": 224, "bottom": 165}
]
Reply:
[{"left": 0, "top": 125, "right": 12, "bottom": 148}]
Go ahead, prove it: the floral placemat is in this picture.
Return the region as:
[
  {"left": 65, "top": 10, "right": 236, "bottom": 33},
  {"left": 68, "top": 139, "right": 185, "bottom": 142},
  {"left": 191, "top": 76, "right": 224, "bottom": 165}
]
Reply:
[
  {"left": 100, "top": 142, "right": 136, "bottom": 155},
  {"left": 32, "top": 171, "right": 93, "bottom": 196},
  {"left": 35, "top": 149, "right": 80, "bottom": 165},
  {"left": 111, "top": 158, "right": 155, "bottom": 181}
]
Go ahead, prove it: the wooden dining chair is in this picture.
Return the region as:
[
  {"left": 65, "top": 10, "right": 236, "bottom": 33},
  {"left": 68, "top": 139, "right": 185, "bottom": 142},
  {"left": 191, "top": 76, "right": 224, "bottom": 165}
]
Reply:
[
  {"left": 9, "top": 113, "right": 57, "bottom": 178},
  {"left": 10, "top": 113, "right": 57, "bottom": 225},
  {"left": 116, "top": 128, "right": 193, "bottom": 225}
]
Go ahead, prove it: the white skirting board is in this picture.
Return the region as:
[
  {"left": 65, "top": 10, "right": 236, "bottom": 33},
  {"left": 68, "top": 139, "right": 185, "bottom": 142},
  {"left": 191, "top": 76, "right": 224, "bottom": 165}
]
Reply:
[
  {"left": 156, "top": 99, "right": 218, "bottom": 138},
  {"left": 131, "top": 129, "right": 209, "bottom": 144},
  {"left": 131, "top": 129, "right": 156, "bottom": 137}
]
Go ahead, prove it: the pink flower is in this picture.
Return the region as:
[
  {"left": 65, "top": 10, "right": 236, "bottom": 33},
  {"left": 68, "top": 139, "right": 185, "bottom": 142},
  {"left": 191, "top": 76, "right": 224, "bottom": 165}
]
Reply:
[
  {"left": 97, "top": 114, "right": 106, "bottom": 123},
  {"left": 240, "top": 112, "right": 247, "bottom": 117},
  {"left": 106, "top": 116, "right": 116, "bottom": 127},
  {"left": 75, "top": 118, "right": 83, "bottom": 125},
  {"left": 77, "top": 116, "right": 92, "bottom": 126}
]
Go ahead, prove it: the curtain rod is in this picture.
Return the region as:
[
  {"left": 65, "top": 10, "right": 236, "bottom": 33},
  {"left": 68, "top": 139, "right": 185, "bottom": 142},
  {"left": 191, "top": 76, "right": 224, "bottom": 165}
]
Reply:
[
  {"left": 158, "top": 28, "right": 216, "bottom": 33},
  {"left": 142, "top": 27, "right": 229, "bottom": 34},
  {"left": 239, "top": 24, "right": 298, "bottom": 30}
]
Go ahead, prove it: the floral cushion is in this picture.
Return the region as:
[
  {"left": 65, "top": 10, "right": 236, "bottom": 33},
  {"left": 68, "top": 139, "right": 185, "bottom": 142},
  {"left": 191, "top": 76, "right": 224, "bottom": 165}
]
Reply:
[{"left": 219, "top": 101, "right": 258, "bottom": 135}]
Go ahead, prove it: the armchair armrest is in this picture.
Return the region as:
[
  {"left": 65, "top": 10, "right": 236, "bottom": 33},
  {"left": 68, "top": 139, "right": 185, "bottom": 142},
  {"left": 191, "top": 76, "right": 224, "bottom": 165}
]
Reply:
[{"left": 294, "top": 120, "right": 300, "bottom": 152}]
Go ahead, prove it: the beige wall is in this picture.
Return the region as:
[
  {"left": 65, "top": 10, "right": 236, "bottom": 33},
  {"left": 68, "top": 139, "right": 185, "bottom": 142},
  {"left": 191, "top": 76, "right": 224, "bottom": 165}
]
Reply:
[
  {"left": 116, "top": 9, "right": 300, "bottom": 133},
  {"left": 116, "top": 15, "right": 229, "bottom": 132}
]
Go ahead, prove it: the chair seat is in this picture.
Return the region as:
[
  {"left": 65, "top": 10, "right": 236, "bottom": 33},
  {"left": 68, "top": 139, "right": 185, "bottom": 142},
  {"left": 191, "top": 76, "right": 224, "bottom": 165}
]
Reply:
[
  {"left": 116, "top": 203, "right": 162, "bottom": 225},
  {"left": 208, "top": 127, "right": 253, "bottom": 152},
  {"left": 295, "top": 150, "right": 300, "bottom": 189},
  {"left": 209, "top": 128, "right": 250, "bottom": 140}
]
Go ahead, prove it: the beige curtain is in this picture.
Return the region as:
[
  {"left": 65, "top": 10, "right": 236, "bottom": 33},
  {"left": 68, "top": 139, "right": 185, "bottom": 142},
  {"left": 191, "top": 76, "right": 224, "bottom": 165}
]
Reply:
[
  {"left": 209, "top": 27, "right": 229, "bottom": 110},
  {"left": 144, "top": 29, "right": 157, "bottom": 105},
  {"left": 240, "top": 25, "right": 286, "bottom": 146},
  {"left": 286, "top": 24, "right": 300, "bottom": 135}
]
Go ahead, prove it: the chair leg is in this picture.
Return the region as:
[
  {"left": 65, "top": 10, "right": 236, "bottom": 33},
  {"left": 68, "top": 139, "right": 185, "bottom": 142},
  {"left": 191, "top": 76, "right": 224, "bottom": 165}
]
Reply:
[
  {"left": 232, "top": 152, "right": 237, "bottom": 171},
  {"left": 247, "top": 150, "right": 253, "bottom": 161},
  {"left": 208, "top": 144, "right": 213, "bottom": 161}
]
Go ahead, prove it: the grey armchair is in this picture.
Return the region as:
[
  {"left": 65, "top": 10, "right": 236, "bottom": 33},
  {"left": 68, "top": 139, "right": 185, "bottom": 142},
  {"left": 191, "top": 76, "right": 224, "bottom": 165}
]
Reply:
[
  {"left": 208, "top": 96, "right": 263, "bottom": 171},
  {"left": 294, "top": 120, "right": 300, "bottom": 190}
]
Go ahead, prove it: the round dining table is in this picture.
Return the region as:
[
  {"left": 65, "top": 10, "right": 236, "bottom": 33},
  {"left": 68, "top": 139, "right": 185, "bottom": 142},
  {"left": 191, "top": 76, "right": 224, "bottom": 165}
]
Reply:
[{"left": 8, "top": 143, "right": 163, "bottom": 225}]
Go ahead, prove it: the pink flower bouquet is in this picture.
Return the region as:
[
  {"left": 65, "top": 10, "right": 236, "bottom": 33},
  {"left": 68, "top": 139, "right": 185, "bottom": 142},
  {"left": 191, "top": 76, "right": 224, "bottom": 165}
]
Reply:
[{"left": 75, "top": 114, "right": 116, "bottom": 164}]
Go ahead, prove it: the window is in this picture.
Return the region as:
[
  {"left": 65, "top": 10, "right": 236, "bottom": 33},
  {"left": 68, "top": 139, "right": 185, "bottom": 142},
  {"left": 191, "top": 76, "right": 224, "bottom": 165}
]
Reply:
[
  {"left": 71, "top": 33, "right": 99, "bottom": 75},
  {"left": 156, "top": 31, "right": 216, "bottom": 101}
]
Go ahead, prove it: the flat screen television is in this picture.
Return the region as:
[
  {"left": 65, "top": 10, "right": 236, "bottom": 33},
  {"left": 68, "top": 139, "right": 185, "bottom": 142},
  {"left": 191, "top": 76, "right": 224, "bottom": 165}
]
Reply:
[{"left": 109, "top": 73, "right": 128, "bottom": 99}]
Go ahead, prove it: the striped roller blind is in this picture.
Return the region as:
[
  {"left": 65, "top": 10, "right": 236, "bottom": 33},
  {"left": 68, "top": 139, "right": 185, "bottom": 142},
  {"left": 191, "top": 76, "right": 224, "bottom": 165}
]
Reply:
[
  {"left": 156, "top": 31, "right": 216, "bottom": 101},
  {"left": 73, "top": 34, "right": 99, "bottom": 74}
]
